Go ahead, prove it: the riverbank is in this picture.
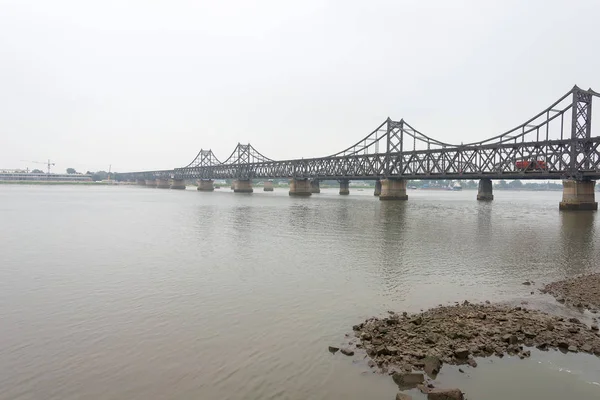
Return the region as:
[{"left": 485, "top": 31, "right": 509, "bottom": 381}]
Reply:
[
  {"left": 0, "top": 181, "right": 120, "bottom": 185},
  {"left": 541, "top": 273, "right": 600, "bottom": 311},
  {"left": 337, "top": 275, "right": 600, "bottom": 399}
]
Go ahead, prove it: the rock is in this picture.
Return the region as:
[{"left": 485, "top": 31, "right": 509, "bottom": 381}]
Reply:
[
  {"left": 568, "top": 345, "right": 578, "bottom": 352},
  {"left": 424, "top": 335, "right": 438, "bottom": 344},
  {"left": 454, "top": 348, "right": 469, "bottom": 359},
  {"left": 467, "top": 358, "right": 478, "bottom": 368},
  {"left": 458, "top": 368, "right": 464, "bottom": 373},
  {"left": 396, "top": 393, "right": 413, "bottom": 400},
  {"left": 352, "top": 324, "right": 361, "bottom": 331},
  {"left": 568, "top": 327, "right": 579, "bottom": 334},
  {"left": 340, "top": 348, "right": 354, "bottom": 356},
  {"left": 502, "top": 334, "right": 518, "bottom": 345},
  {"left": 328, "top": 346, "right": 339, "bottom": 353},
  {"left": 546, "top": 321, "right": 555, "bottom": 331},
  {"left": 522, "top": 281, "right": 532, "bottom": 285},
  {"left": 392, "top": 372, "right": 425, "bottom": 388},
  {"left": 417, "top": 384, "right": 431, "bottom": 394},
  {"left": 558, "top": 341, "right": 569, "bottom": 349},
  {"left": 423, "top": 356, "right": 442, "bottom": 378},
  {"left": 523, "top": 330, "right": 537, "bottom": 339},
  {"left": 427, "top": 388, "right": 464, "bottom": 400},
  {"left": 522, "top": 350, "right": 531, "bottom": 357},
  {"left": 591, "top": 324, "right": 599, "bottom": 331},
  {"left": 360, "top": 332, "right": 372, "bottom": 340},
  {"left": 581, "top": 344, "right": 592, "bottom": 353},
  {"left": 569, "top": 317, "right": 580, "bottom": 324}
]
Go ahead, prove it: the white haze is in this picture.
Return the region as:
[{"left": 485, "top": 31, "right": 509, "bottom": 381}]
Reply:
[{"left": 0, "top": 0, "right": 599, "bottom": 173}]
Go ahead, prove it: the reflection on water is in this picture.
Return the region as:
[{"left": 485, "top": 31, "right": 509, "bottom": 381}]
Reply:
[
  {"left": 559, "top": 211, "right": 597, "bottom": 275},
  {"left": 0, "top": 186, "right": 599, "bottom": 400}
]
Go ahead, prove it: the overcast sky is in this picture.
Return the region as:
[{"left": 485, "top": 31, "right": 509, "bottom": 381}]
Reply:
[{"left": 1, "top": 0, "right": 599, "bottom": 173}]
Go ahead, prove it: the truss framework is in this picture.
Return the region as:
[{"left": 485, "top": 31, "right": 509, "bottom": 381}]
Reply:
[{"left": 120, "top": 86, "right": 600, "bottom": 182}]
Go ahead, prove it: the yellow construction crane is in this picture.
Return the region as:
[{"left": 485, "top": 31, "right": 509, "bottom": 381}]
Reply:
[{"left": 21, "top": 159, "right": 55, "bottom": 174}]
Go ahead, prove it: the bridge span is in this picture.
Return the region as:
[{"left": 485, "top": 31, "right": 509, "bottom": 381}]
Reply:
[{"left": 118, "top": 86, "right": 600, "bottom": 210}]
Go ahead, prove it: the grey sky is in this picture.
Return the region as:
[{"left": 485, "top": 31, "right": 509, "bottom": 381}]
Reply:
[{"left": 1, "top": 0, "right": 599, "bottom": 173}]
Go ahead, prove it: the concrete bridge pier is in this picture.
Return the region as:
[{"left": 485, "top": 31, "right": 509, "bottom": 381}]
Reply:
[
  {"left": 233, "top": 179, "right": 253, "bottom": 193},
  {"left": 263, "top": 181, "right": 274, "bottom": 191},
  {"left": 156, "top": 178, "right": 170, "bottom": 188},
  {"left": 310, "top": 179, "right": 320, "bottom": 193},
  {"left": 170, "top": 178, "right": 186, "bottom": 190},
  {"left": 145, "top": 179, "right": 157, "bottom": 187},
  {"left": 136, "top": 179, "right": 146, "bottom": 186},
  {"left": 477, "top": 178, "right": 494, "bottom": 201},
  {"left": 374, "top": 180, "right": 382, "bottom": 196},
  {"left": 559, "top": 180, "right": 598, "bottom": 210},
  {"left": 379, "top": 178, "right": 408, "bottom": 200},
  {"left": 197, "top": 179, "right": 214, "bottom": 192},
  {"left": 339, "top": 179, "right": 350, "bottom": 195},
  {"left": 289, "top": 178, "right": 312, "bottom": 196}
]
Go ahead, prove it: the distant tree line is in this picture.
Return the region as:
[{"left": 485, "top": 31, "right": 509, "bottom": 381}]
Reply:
[
  {"left": 85, "top": 171, "right": 110, "bottom": 181},
  {"left": 63, "top": 168, "right": 110, "bottom": 181}
]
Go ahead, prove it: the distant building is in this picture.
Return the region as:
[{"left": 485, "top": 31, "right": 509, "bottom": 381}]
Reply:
[{"left": 0, "top": 172, "right": 92, "bottom": 182}]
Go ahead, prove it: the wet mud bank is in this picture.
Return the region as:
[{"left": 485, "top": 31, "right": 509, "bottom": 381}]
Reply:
[
  {"left": 541, "top": 273, "right": 600, "bottom": 312},
  {"left": 334, "top": 274, "right": 600, "bottom": 399}
]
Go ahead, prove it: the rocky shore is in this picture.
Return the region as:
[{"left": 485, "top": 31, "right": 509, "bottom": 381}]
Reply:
[
  {"left": 334, "top": 299, "right": 600, "bottom": 399},
  {"left": 541, "top": 273, "right": 600, "bottom": 311}
]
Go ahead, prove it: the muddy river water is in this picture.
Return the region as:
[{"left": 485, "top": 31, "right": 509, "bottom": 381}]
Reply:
[{"left": 1, "top": 185, "right": 599, "bottom": 399}]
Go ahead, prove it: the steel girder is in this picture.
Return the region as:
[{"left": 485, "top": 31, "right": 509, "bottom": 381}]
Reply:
[
  {"left": 118, "top": 86, "right": 600, "bottom": 182},
  {"left": 172, "top": 137, "right": 600, "bottom": 181}
]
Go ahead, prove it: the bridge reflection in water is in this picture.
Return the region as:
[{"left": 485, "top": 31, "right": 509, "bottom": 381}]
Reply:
[{"left": 120, "top": 86, "right": 600, "bottom": 210}]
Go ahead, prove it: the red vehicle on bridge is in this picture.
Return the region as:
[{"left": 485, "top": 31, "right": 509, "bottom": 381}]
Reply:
[{"left": 515, "top": 159, "right": 547, "bottom": 171}]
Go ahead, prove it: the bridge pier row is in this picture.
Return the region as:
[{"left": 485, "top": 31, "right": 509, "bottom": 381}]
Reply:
[
  {"left": 379, "top": 179, "right": 408, "bottom": 201},
  {"left": 233, "top": 179, "right": 253, "bottom": 193},
  {"left": 289, "top": 178, "right": 312, "bottom": 196},
  {"left": 136, "top": 179, "right": 146, "bottom": 186},
  {"left": 263, "top": 181, "right": 274, "bottom": 191},
  {"left": 156, "top": 178, "right": 170, "bottom": 188},
  {"left": 170, "top": 178, "right": 186, "bottom": 190},
  {"left": 477, "top": 179, "right": 494, "bottom": 201},
  {"left": 559, "top": 180, "right": 598, "bottom": 211},
  {"left": 310, "top": 179, "right": 320, "bottom": 193},
  {"left": 145, "top": 179, "right": 157, "bottom": 187},
  {"left": 374, "top": 180, "right": 382, "bottom": 196},
  {"left": 197, "top": 179, "right": 214, "bottom": 192},
  {"left": 339, "top": 179, "right": 350, "bottom": 195}
]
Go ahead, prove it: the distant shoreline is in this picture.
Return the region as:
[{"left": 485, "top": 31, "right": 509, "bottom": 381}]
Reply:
[{"left": 0, "top": 181, "right": 115, "bottom": 185}]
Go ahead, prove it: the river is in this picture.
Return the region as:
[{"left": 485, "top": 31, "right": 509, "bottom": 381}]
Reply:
[{"left": 1, "top": 185, "right": 599, "bottom": 399}]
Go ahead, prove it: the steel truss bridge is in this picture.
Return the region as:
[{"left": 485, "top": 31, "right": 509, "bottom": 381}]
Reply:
[{"left": 119, "top": 86, "right": 600, "bottom": 182}]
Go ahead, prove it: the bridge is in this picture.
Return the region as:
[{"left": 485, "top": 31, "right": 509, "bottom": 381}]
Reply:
[{"left": 118, "top": 86, "right": 600, "bottom": 210}]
